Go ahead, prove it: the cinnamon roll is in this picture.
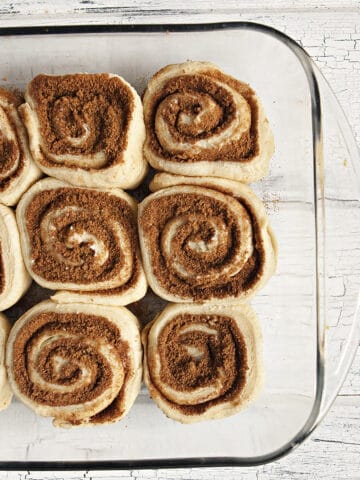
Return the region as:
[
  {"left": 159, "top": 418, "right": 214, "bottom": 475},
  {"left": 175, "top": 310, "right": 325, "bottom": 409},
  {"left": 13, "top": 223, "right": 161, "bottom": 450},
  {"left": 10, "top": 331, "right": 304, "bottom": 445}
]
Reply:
[
  {"left": 0, "top": 87, "right": 41, "bottom": 206},
  {"left": 142, "top": 302, "right": 263, "bottom": 423},
  {"left": 0, "top": 204, "right": 31, "bottom": 311},
  {"left": 16, "top": 178, "right": 147, "bottom": 302},
  {"left": 6, "top": 300, "right": 142, "bottom": 427},
  {"left": 143, "top": 61, "right": 274, "bottom": 182},
  {"left": 20, "top": 73, "right": 147, "bottom": 189},
  {"left": 139, "top": 174, "right": 277, "bottom": 303},
  {"left": 0, "top": 313, "right": 12, "bottom": 411}
]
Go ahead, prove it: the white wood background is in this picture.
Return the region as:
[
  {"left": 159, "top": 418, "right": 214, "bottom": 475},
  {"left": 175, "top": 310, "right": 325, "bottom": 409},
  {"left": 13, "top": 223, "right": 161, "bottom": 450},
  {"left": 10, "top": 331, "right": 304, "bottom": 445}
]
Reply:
[{"left": 0, "top": 1, "right": 359, "bottom": 479}]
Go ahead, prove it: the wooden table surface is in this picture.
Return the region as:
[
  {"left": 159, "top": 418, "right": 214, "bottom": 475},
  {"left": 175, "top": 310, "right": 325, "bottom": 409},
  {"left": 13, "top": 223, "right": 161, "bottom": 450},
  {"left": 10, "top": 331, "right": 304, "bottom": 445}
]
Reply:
[{"left": 0, "top": 1, "right": 359, "bottom": 479}]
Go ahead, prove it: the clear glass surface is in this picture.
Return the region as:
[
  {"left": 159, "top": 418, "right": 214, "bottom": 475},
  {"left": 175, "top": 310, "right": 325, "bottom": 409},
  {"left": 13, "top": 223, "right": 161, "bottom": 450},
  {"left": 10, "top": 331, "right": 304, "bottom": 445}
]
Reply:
[{"left": 0, "top": 23, "right": 359, "bottom": 469}]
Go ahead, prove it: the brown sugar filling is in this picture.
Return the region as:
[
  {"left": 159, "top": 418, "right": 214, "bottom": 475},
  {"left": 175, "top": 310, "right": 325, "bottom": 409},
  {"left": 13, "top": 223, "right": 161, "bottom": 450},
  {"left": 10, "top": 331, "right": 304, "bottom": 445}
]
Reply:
[
  {"left": 25, "top": 188, "right": 139, "bottom": 286},
  {"left": 0, "top": 243, "right": 4, "bottom": 294},
  {"left": 147, "top": 314, "right": 248, "bottom": 415},
  {"left": 0, "top": 89, "right": 26, "bottom": 192},
  {"left": 27, "top": 74, "right": 135, "bottom": 170},
  {"left": 140, "top": 192, "right": 264, "bottom": 301},
  {"left": 76, "top": 255, "right": 142, "bottom": 297},
  {"left": 146, "top": 70, "right": 259, "bottom": 163},
  {"left": 12, "top": 311, "right": 131, "bottom": 423}
]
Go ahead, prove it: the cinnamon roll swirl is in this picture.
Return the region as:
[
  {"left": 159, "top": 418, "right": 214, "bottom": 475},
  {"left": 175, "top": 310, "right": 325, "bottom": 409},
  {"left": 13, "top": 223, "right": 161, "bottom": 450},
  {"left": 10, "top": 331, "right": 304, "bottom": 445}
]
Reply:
[
  {"left": 0, "top": 87, "right": 41, "bottom": 206},
  {"left": 16, "top": 178, "right": 147, "bottom": 302},
  {"left": 139, "top": 174, "right": 277, "bottom": 303},
  {"left": 0, "top": 313, "right": 12, "bottom": 411},
  {"left": 143, "top": 61, "right": 274, "bottom": 182},
  {"left": 0, "top": 204, "right": 31, "bottom": 311},
  {"left": 20, "top": 73, "right": 147, "bottom": 189},
  {"left": 142, "top": 303, "right": 263, "bottom": 423},
  {"left": 6, "top": 300, "right": 142, "bottom": 427}
]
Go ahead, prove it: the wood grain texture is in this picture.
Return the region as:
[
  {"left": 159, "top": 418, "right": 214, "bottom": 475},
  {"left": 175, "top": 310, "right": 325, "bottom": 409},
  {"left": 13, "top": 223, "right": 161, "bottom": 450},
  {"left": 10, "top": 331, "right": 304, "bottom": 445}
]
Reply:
[{"left": 0, "top": 1, "right": 359, "bottom": 479}]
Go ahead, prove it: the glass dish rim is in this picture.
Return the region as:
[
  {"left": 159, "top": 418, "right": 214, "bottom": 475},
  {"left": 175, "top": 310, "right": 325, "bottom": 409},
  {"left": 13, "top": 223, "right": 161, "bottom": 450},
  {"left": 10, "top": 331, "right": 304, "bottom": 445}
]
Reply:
[{"left": 0, "top": 20, "right": 333, "bottom": 471}]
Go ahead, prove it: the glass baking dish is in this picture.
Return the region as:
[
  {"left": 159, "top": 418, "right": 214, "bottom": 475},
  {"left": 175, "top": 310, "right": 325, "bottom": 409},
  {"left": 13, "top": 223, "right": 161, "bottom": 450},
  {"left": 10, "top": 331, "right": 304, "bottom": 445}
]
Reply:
[{"left": 0, "top": 22, "right": 359, "bottom": 470}]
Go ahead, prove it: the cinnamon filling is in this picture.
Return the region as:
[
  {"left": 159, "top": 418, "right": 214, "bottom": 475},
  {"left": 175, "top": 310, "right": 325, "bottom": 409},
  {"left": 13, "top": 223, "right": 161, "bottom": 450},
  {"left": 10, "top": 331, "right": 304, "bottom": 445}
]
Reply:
[
  {"left": 25, "top": 188, "right": 139, "bottom": 286},
  {"left": 77, "top": 258, "right": 142, "bottom": 296},
  {"left": 147, "top": 314, "right": 248, "bottom": 415},
  {"left": 12, "top": 312, "right": 131, "bottom": 422},
  {"left": 27, "top": 74, "right": 135, "bottom": 170},
  {"left": 140, "top": 192, "right": 264, "bottom": 300},
  {"left": 0, "top": 89, "right": 26, "bottom": 192},
  {"left": 0, "top": 244, "right": 4, "bottom": 294},
  {"left": 146, "top": 70, "right": 259, "bottom": 163},
  {"left": 91, "top": 381, "right": 128, "bottom": 424}
]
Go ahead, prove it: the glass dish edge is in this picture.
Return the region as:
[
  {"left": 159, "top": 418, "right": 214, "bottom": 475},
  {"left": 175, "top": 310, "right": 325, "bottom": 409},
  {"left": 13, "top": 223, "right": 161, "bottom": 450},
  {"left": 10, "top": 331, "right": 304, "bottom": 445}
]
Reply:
[{"left": 0, "top": 20, "right": 356, "bottom": 471}]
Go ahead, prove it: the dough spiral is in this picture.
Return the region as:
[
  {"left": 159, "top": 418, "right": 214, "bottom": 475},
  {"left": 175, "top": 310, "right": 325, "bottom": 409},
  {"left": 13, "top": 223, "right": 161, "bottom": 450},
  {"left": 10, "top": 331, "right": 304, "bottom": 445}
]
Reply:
[
  {"left": 0, "top": 204, "right": 31, "bottom": 310},
  {"left": 0, "top": 87, "right": 41, "bottom": 206},
  {"left": 6, "top": 300, "right": 142, "bottom": 427},
  {"left": 142, "top": 302, "right": 263, "bottom": 423},
  {"left": 17, "top": 178, "right": 147, "bottom": 302},
  {"left": 20, "top": 73, "right": 147, "bottom": 189},
  {"left": 143, "top": 61, "right": 274, "bottom": 182},
  {"left": 139, "top": 174, "right": 277, "bottom": 303}
]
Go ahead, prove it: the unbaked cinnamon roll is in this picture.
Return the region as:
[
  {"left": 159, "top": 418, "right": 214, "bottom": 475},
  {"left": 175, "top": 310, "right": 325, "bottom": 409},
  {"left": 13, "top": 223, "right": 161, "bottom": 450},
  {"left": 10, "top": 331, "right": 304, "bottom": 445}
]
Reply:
[
  {"left": 0, "top": 87, "right": 41, "bottom": 206},
  {"left": 143, "top": 61, "right": 274, "bottom": 182},
  {"left": 142, "top": 302, "right": 263, "bottom": 423},
  {"left": 0, "top": 313, "right": 12, "bottom": 411},
  {"left": 6, "top": 300, "right": 142, "bottom": 427},
  {"left": 16, "top": 178, "right": 147, "bottom": 303},
  {"left": 0, "top": 204, "right": 31, "bottom": 311},
  {"left": 20, "top": 73, "right": 147, "bottom": 189},
  {"left": 139, "top": 174, "right": 277, "bottom": 303}
]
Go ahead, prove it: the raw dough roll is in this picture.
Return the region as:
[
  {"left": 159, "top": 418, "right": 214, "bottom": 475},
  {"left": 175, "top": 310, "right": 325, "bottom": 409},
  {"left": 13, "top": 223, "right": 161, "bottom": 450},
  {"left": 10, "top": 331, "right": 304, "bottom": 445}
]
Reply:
[
  {"left": 0, "top": 313, "right": 12, "bottom": 411},
  {"left": 51, "top": 275, "right": 148, "bottom": 308},
  {"left": 143, "top": 61, "right": 274, "bottom": 182},
  {"left": 16, "top": 178, "right": 147, "bottom": 300},
  {"left": 20, "top": 73, "right": 147, "bottom": 189},
  {"left": 6, "top": 300, "right": 142, "bottom": 427},
  {"left": 0, "top": 87, "right": 41, "bottom": 206},
  {"left": 0, "top": 204, "right": 31, "bottom": 310},
  {"left": 139, "top": 174, "right": 277, "bottom": 303},
  {"left": 142, "top": 302, "right": 263, "bottom": 423}
]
